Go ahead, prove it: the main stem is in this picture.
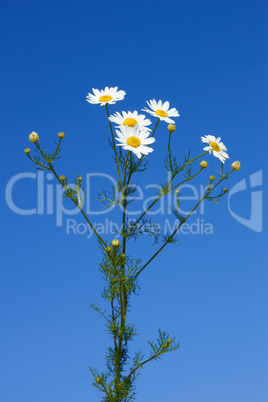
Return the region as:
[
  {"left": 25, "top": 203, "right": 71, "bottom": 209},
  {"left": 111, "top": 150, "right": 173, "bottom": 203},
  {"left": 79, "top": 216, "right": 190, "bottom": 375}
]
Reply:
[{"left": 114, "top": 152, "right": 131, "bottom": 400}]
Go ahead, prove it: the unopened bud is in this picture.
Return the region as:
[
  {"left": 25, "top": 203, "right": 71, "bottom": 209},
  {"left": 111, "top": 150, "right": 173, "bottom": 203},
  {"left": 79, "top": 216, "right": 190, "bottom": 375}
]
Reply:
[
  {"left": 224, "top": 188, "right": 228, "bottom": 193},
  {"left": 121, "top": 254, "right": 126, "bottom": 259},
  {"left": 111, "top": 239, "right": 120, "bottom": 248},
  {"left": 167, "top": 338, "right": 173, "bottom": 345},
  {"left": 24, "top": 148, "right": 31, "bottom": 154},
  {"left": 77, "top": 176, "right": 82, "bottom": 182},
  {"left": 29, "top": 131, "right": 39, "bottom": 143},
  {"left": 105, "top": 246, "right": 111, "bottom": 253},
  {"left": 58, "top": 132, "right": 65, "bottom": 139},
  {"left": 60, "top": 175, "right": 66, "bottom": 181},
  {"left": 175, "top": 189, "right": 179, "bottom": 194},
  {"left": 167, "top": 124, "right": 176, "bottom": 133},
  {"left": 210, "top": 175, "right": 215, "bottom": 181},
  {"left": 231, "top": 161, "right": 241, "bottom": 171},
  {"left": 200, "top": 160, "right": 208, "bottom": 169}
]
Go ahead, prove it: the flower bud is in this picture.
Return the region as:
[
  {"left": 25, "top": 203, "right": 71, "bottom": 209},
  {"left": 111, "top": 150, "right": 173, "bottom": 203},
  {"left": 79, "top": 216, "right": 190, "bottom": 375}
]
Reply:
[
  {"left": 111, "top": 239, "right": 120, "bottom": 248},
  {"left": 231, "top": 161, "right": 241, "bottom": 171},
  {"left": 60, "top": 175, "right": 66, "bottom": 181},
  {"left": 210, "top": 175, "right": 215, "bottom": 181},
  {"left": 167, "top": 123, "right": 176, "bottom": 133},
  {"left": 29, "top": 131, "right": 39, "bottom": 143},
  {"left": 58, "top": 132, "right": 65, "bottom": 139},
  {"left": 77, "top": 176, "right": 82, "bottom": 182},
  {"left": 162, "top": 343, "right": 168, "bottom": 349},
  {"left": 167, "top": 338, "right": 173, "bottom": 345},
  {"left": 200, "top": 160, "right": 208, "bottom": 169},
  {"left": 24, "top": 148, "right": 31, "bottom": 154},
  {"left": 224, "top": 188, "right": 228, "bottom": 193},
  {"left": 175, "top": 189, "right": 179, "bottom": 194},
  {"left": 121, "top": 254, "right": 126, "bottom": 259},
  {"left": 105, "top": 246, "right": 112, "bottom": 253},
  {"left": 96, "top": 377, "right": 102, "bottom": 384}
]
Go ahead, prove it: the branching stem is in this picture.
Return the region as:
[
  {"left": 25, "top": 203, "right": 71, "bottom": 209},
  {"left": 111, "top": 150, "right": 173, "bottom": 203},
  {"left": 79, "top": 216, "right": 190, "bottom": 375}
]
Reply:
[{"left": 132, "top": 170, "right": 233, "bottom": 280}]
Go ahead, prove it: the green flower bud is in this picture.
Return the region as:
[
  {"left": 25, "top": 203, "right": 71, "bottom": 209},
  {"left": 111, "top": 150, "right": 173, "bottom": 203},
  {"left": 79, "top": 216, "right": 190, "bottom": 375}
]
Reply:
[
  {"left": 24, "top": 148, "right": 31, "bottom": 154},
  {"left": 58, "top": 132, "right": 65, "bottom": 139},
  {"left": 29, "top": 131, "right": 39, "bottom": 143},
  {"left": 224, "top": 188, "right": 228, "bottom": 193},
  {"left": 210, "top": 175, "right": 215, "bottom": 181},
  {"left": 231, "top": 161, "right": 241, "bottom": 171},
  {"left": 200, "top": 160, "right": 208, "bottom": 169},
  {"left": 105, "top": 246, "right": 111, "bottom": 253},
  {"left": 111, "top": 239, "right": 120, "bottom": 248},
  {"left": 60, "top": 175, "right": 66, "bottom": 181},
  {"left": 167, "top": 124, "right": 176, "bottom": 133}
]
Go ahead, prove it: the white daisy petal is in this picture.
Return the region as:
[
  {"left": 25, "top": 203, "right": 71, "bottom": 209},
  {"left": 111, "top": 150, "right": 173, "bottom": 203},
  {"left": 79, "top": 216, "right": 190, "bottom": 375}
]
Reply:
[
  {"left": 201, "top": 135, "right": 229, "bottom": 163},
  {"left": 86, "top": 86, "right": 126, "bottom": 106},
  {"left": 143, "top": 99, "right": 180, "bottom": 124},
  {"left": 162, "top": 101, "right": 170, "bottom": 111},
  {"left": 142, "top": 137, "right": 155, "bottom": 145},
  {"left": 109, "top": 110, "right": 152, "bottom": 131},
  {"left": 114, "top": 125, "right": 155, "bottom": 159}
]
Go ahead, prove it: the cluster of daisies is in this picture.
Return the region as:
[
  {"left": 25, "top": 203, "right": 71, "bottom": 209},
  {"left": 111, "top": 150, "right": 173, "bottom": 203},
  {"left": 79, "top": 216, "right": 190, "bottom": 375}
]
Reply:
[
  {"left": 86, "top": 86, "right": 237, "bottom": 168},
  {"left": 86, "top": 87, "right": 180, "bottom": 159}
]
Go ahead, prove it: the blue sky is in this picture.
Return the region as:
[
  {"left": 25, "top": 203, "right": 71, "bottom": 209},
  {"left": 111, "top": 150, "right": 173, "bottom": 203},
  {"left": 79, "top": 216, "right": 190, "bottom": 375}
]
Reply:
[{"left": 1, "top": 0, "right": 267, "bottom": 401}]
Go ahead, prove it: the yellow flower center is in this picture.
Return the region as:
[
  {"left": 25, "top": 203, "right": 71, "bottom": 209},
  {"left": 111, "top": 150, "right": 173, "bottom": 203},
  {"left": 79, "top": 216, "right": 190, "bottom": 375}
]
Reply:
[
  {"left": 126, "top": 136, "right": 141, "bottom": 148},
  {"left": 99, "top": 95, "right": 113, "bottom": 103},
  {"left": 210, "top": 141, "right": 221, "bottom": 152},
  {"left": 155, "top": 109, "right": 168, "bottom": 117},
  {"left": 123, "top": 117, "right": 138, "bottom": 127}
]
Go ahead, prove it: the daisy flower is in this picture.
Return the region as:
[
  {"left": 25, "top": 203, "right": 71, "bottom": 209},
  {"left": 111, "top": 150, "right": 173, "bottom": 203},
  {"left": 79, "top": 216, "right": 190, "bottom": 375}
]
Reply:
[
  {"left": 86, "top": 87, "right": 126, "bottom": 106},
  {"left": 115, "top": 125, "right": 155, "bottom": 159},
  {"left": 201, "top": 135, "right": 229, "bottom": 163},
  {"left": 109, "top": 111, "right": 152, "bottom": 130},
  {"left": 142, "top": 99, "right": 180, "bottom": 123}
]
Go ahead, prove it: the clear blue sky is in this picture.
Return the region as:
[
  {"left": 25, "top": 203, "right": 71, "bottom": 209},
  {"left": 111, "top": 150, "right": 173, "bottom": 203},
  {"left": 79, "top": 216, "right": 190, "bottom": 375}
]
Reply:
[{"left": 1, "top": 0, "right": 267, "bottom": 401}]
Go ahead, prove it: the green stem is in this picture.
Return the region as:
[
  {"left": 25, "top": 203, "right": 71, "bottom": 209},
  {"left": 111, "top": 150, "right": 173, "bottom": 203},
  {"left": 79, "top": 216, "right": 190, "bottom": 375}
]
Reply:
[
  {"left": 48, "top": 160, "right": 107, "bottom": 248},
  {"left": 132, "top": 118, "right": 160, "bottom": 171},
  {"left": 151, "top": 118, "right": 160, "bottom": 138},
  {"left": 106, "top": 104, "right": 122, "bottom": 186},
  {"left": 125, "top": 352, "right": 162, "bottom": 382},
  {"left": 26, "top": 153, "right": 50, "bottom": 170},
  {"left": 31, "top": 143, "right": 107, "bottom": 247},
  {"left": 132, "top": 170, "right": 233, "bottom": 280},
  {"left": 115, "top": 152, "right": 131, "bottom": 394},
  {"left": 170, "top": 168, "right": 203, "bottom": 192},
  {"left": 167, "top": 130, "right": 173, "bottom": 175},
  {"left": 129, "top": 151, "right": 209, "bottom": 236}
]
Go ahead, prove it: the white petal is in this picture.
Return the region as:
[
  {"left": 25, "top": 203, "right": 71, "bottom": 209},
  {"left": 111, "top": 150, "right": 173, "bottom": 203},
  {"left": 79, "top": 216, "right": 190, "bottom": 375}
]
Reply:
[
  {"left": 162, "top": 101, "right": 170, "bottom": 111},
  {"left": 142, "top": 137, "right": 155, "bottom": 145}
]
